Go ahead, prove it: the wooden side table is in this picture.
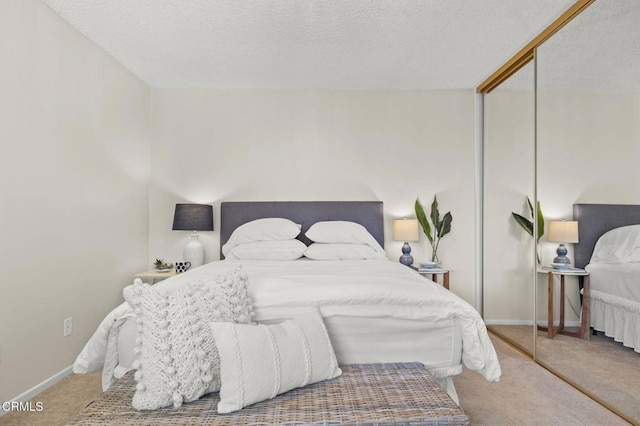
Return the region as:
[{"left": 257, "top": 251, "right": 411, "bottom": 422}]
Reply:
[
  {"left": 135, "top": 270, "right": 177, "bottom": 285},
  {"left": 537, "top": 267, "right": 590, "bottom": 340},
  {"left": 415, "top": 268, "right": 450, "bottom": 290}
]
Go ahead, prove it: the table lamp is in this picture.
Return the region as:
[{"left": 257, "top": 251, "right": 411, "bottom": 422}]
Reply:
[
  {"left": 547, "top": 220, "right": 579, "bottom": 267},
  {"left": 172, "top": 203, "right": 214, "bottom": 268},
  {"left": 393, "top": 218, "right": 419, "bottom": 266}
]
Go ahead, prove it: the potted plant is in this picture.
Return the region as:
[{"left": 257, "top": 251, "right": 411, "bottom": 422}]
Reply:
[
  {"left": 153, "top": 258, "right": 174, "bottom": 272},
  {"left": 415, "top": 196, "right": 452, "bottom": 265}
]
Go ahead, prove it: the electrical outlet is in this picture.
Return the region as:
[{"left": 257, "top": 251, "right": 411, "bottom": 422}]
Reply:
[{"left": 64, "top": 317, "right": 73, "bottom": 337}]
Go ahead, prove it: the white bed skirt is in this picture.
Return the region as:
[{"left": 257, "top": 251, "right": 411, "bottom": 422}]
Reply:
[{"left": 590, "top": 289, "right": 640, "bottom": 353}]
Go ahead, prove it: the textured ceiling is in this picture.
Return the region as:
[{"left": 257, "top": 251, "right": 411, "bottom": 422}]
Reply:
[
  {"left": 537, "top": 0, "right": 640, "bottom": 93},
  {"left": 501, "top": 0, "right": 640, "bottom": 93},
  {"left": 42, "top": 0, "right": 578, "bottom": 90}
]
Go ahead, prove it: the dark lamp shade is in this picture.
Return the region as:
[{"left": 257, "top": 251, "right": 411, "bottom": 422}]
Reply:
[{"left": 172, "top": 204, "right": 214, "bottom": 231}]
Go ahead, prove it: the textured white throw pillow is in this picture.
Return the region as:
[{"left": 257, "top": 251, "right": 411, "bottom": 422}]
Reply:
[
  {"left": 210, "top": 314, "right": 342, "bottom": 414},
  {"left": 122, "top": 267, "right": 254, "bottom": 410},
  {"left": 305, "top": 221, "right": 385, "bottom": 255}
]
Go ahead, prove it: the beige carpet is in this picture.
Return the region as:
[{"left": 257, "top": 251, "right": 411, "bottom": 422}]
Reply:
[
  {"left": 0, "top": 335, "right": 631, "bottom": 425},
  {"left": 0, "top": 372, "right": 101, "bottom": 426},
  {"left": 491, "top": 324, "right": 640, "bottom": 422},
  {"left": 454, "top": 335, "right": 630, "bottom": 425}
]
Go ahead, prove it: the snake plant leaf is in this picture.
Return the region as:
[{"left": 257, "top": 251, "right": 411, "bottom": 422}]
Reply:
[
  {"left": 438, "top": 211, "right": 453, "bottom": 238},
  {"left": 511, "top": 212, "right": 534, "bottom": 237},
  {"left": 414, "top": 199, "right": 433, "bottom": 245}
]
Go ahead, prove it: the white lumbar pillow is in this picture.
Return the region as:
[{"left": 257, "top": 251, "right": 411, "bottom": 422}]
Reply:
[{"left": 210, "top": 313, "right": 342, "bottom": 414}]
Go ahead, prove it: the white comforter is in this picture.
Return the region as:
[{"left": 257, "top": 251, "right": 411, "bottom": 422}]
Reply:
[{"left": 74, "top": 259, "right": 501, "bottom": 388}]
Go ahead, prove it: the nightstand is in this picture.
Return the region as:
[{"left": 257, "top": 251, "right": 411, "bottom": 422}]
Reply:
[
  {"left": 135, "top": 270, "right": 177, "bottom": 285},
  {"left": 537, "top": 267, "right": 590, "bottom": 340},
  {"left": 414, "top": 267, "right": 450, "bottom": 290}
]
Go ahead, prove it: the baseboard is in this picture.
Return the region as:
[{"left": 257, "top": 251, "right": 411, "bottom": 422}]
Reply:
[
  {"left": 485, "top": 320, "right": 534, "bottom": 326},
  {"left": 1, "top": 365, "right": 73, "bottom": 417},
  {"left": 534, "top": 320, "right": 581, "bottom": 327},
  {"left": 486, "top": 320, "right": 581, "bottom": 327}
]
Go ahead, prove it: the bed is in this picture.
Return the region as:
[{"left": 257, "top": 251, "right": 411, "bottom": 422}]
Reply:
[
  {"left": 573, "top": 203, "right": 640, "bottom": 352},
  {"left": 73, "top": 201, "right": 500, "bottom": 409}
]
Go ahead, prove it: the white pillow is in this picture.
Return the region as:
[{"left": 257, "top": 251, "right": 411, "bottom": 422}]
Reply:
[
  {"left": 590, "top": 224, "right": 640, "bottom": 264},
  {"left": 305, "top": 221, "right": 385, "bottom": 255},
  {"left": 304, "top": 243, "right": 387, "bottom": 260},
  {"left": 210, "top": 314, "right": 342, "bottom": 414},
  {"left": 222, "top": 218, "right": 301, "bottom": 256},
  {"left": 122, "top": 267, "right": 254, "bottom": 410},
  {"left": 225, "top": 240, "right": 307, "bottom": 260}
]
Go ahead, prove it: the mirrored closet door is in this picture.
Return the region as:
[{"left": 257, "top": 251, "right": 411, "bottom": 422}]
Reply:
[
  {"left": 483, "top": 61, "right": 536, "bottom": 355},
  {"left": 535, "top": 1, "right": 640, "bottom": 423}
]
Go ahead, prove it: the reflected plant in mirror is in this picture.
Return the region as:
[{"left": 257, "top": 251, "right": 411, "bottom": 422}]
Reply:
[{"left": 511, "top": 197, "right": 544, "bottom": 263}]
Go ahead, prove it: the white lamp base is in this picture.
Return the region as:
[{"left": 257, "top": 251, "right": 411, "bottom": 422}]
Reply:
[{"left": 183, "top": 232, "right": 205, "bottom": 268}]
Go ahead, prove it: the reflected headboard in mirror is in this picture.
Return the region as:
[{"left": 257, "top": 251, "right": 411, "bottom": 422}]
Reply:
[
  {"left": 573, "top": 203, "right": 640, "bottom": 269},
  {"left": 220, "top": 201, "right": 384, "bottom": 259}
]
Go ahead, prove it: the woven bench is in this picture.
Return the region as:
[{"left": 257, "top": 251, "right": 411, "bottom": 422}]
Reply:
[{"left": 69, "top": 363, "right": 469, "bottom": 425}]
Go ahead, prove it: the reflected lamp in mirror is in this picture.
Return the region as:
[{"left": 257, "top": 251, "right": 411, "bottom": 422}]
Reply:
[
  {"left": 172, "top": 203, "right": 214, "bottom": 268},
  {"left": 548, "top": 220, "right": 579, "bottom": 267},
  {"left": 393, "top": 218, "right": 419, "bottom": 267}
]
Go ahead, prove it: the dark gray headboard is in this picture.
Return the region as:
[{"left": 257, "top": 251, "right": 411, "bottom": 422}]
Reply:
[
  {"left": 220, "top": 201, "right": 384, "bottom": 259},
  {"left": 573, "top": 203, "right": 640, "bottom": 268}
]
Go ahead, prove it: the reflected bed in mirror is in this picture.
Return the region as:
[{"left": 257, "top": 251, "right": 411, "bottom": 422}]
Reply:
[
  {"left": 535, "top": 204, "right": 640, "bottom": 422},
  {"left": 574, "top": 203, "right": 640, "bottom": 353}
]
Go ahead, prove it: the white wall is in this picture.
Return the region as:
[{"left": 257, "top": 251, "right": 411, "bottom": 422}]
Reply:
[
  {"left": 537, "top": 91, "right": 640, "bottom": 216},
  {"left": 0, "top": 0, "right": 150, "bottom": 403},
  {"left": 149, "top": 89, "right": 478, "bottom": 304}
]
